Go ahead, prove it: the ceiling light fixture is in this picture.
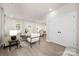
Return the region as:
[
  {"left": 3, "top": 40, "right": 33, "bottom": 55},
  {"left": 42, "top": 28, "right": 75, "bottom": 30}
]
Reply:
[
  {"left": 49, "top": 11, "right": 57, "bottom": 16},
  {"left": 49, "top": 8, "right": 52, "bottom": 11},
  {"left": 9, "top": 3, "right": 15, "bottom": 6}
]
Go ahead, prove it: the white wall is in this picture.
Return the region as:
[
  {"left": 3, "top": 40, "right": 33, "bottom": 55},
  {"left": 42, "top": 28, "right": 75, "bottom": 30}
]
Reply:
[
  {"left": 47, "top": 4, "right": 77, "bottom": 48},
  {"left": 4, "top": 16, "right": 45, "bottom": 35},
  {"left": 76, "top": 5, "right": 79, "bottom": 49},
  {"left": 5, "top": 17, "right": 22, "bottom": 35},
  {"left": 0, "top": 8, "right": 2, "bottom": 42}
]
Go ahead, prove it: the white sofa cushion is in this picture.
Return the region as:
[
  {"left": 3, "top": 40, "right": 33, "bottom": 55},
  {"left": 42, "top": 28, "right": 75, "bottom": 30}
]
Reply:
[
  {"left": 27, "top": 33, "right": 40, "bottom": 43},
  {"left": 31, "top": 33, "right": 40, "bottom": 37},
  {"left": 27, "top": 38, "right": 39, "bottom": 43}
]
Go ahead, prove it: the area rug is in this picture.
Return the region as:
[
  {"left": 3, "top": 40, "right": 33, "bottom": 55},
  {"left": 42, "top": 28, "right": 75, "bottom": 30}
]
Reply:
[{"left": 20, "top": 41, "right": 29, "bottom": 47}]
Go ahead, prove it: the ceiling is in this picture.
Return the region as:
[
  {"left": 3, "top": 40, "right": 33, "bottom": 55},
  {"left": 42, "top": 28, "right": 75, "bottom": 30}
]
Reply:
[{"left": 1, "top": 3, "right": 66, "bottom": 24}]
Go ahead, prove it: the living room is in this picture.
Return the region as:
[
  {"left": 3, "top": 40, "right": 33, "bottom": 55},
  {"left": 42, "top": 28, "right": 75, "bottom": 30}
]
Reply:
[{"left": 0, "top": 3, "right": 79, "bottom": 56}]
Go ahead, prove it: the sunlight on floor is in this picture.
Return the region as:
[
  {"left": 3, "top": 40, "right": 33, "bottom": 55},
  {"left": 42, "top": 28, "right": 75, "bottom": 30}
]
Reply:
[{"left": 62, "top": 47, "right": 79, "bottom": 56}]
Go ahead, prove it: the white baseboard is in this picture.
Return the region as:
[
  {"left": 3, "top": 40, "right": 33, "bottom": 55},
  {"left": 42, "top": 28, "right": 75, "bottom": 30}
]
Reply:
[
  {"left": 46, "top": 39, "right": 65, "bottom": 48},
  {"left": 46, "top": 39, "right": 79, "bottom": 50},
  {"left": 46, "top": 39, "right": 50, "bottom": 42}
]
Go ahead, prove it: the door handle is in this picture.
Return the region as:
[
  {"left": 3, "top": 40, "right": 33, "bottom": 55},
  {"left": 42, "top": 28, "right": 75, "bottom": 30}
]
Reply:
[{"left": 58, "top": 31, "right": 61, "bottom": 33}]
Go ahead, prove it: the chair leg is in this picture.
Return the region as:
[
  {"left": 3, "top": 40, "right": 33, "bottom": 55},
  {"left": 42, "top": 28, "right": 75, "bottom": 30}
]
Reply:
[
  {"left": 9, "top": 43, "right": 11, "bottom": 51},
  {"left": 38, "top": 39, "right": 40, "bottom": 45},
  {"left": 30, "top": 42, "right": 32, "bottom": 48},
  {"left": 9, "top": 46, "right": 11, "bottom": 51},
  {"left": 29, "top": 38, "right": 32, "bottom": 48}
]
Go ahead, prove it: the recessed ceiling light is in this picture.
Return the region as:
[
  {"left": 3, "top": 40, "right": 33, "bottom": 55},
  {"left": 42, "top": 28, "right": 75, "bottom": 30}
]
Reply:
[
  {"left": 9, "top": 3, "right": 15, "bottom": 6},
  {"left": 49, "top": 11, "right": 57, "bottom": 16},
  {"left": 49, "top": 8, "right": 52, "bottom": 11}
]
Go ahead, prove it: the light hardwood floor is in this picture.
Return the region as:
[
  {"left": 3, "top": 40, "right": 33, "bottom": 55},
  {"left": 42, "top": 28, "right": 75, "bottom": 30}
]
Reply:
[{"left": 0, "top": 35, "right": 65, "bottom": 56}]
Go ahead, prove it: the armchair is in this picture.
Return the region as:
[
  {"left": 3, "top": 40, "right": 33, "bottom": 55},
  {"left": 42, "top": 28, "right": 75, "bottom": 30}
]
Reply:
[{"left": 26, "top": 33, "right": 40, "bottom": 48}]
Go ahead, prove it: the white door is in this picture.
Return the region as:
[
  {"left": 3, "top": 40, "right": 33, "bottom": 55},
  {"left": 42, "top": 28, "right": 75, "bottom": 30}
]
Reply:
[{"left": 48, "top": 12, "right": 76, "bottom": 48}]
